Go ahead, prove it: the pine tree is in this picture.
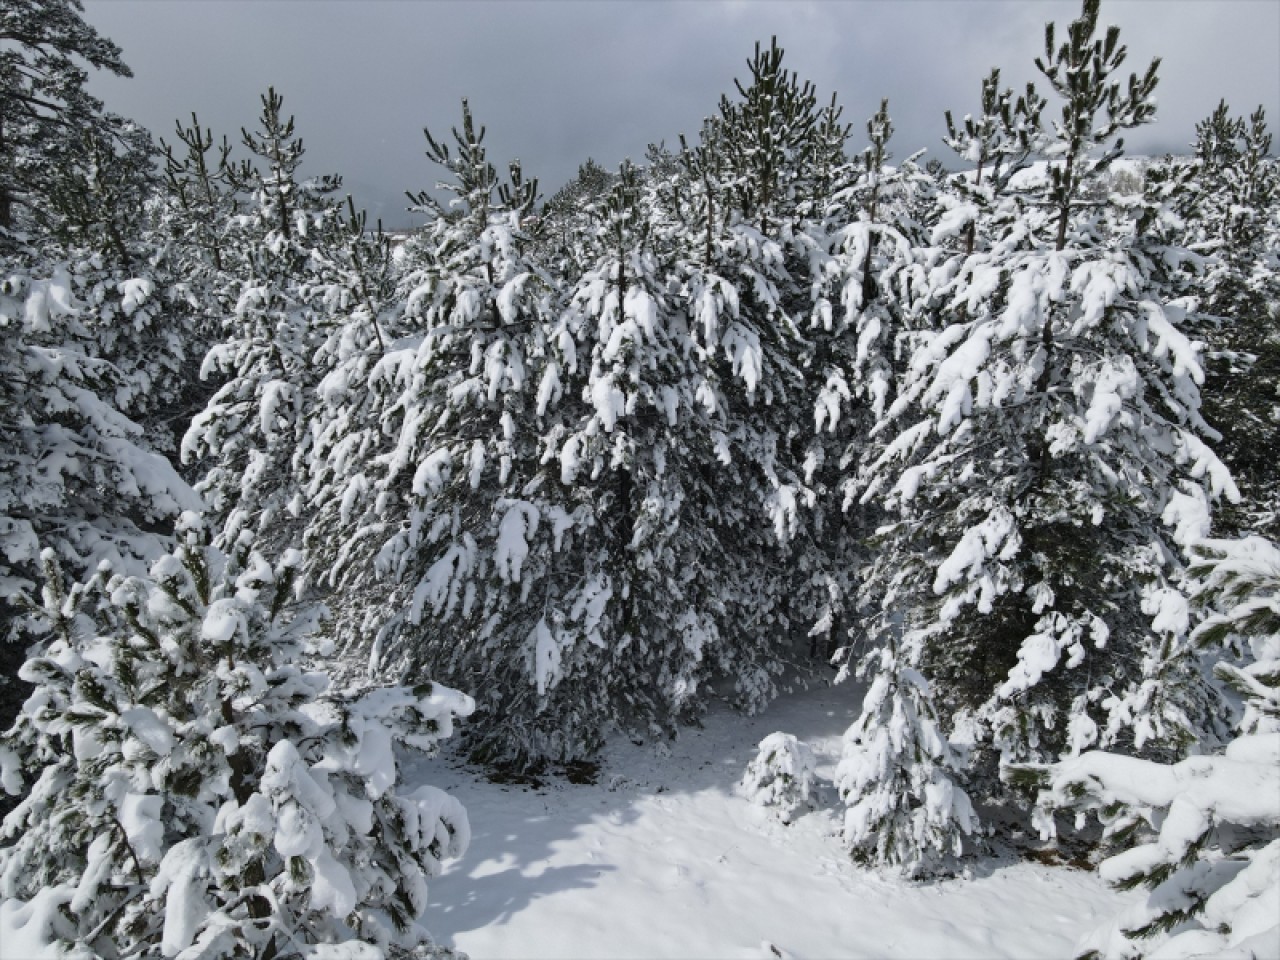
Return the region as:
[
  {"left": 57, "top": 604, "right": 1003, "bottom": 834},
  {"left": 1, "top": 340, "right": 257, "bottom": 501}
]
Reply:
[
  {"left": 543, "top": 157, "right": 615, "bottom": 228},
  {"left": 1, "top": 115, "right": 203, "bottom": 715},
  {"left": 311, "top": 79, "right": 840, "bottom": 763},
  {"left": 1178, "top": 104, "right": 1280, "bottom": 537},
  {"left": 800, "top": 99, "right": 931, "bottom": 664},
  {"left": 182, "top": 89, "right": 345, "bottom": 552},
  {"left": 716, "top": 37, "right": 821, "bottom": 237},
  {"left": 147, "top": 113, "right": 246, "bottom": 454},
  {"left": 836, "top": 641, "right": 978, "bottom": 875},
  {"left": 689, "top": 40, "right": 850, "bottom": 675},
  {"left": 803, "top": 103, "right": 984, "bottom": 873},
  {"left": 49, "top": 121, "right": 217, "bottom": 458},
  {"left": 559, "top": 157, "right": 788, "bottom": 739},
  {"left": 159, "top": 113, "right": 240, "bottom": 278},
  {"left": 307, "top": 102, "right": 583, "bottom": 763},
  {"left": 1, "top": 0, "right": 215, "bottom": 458},
  {"left": 837, "top": 0, "right": 1235, "bottom": 870},
  {"left": 740, "top": 732, "right": 818, "bottom": 824},
  {"left": 0, "top": 0, "right": 196, "bottom": 447},
  {"left": 0, "top": 254, "right": 202, "bottom": 729},
  {"left": 0, "top": 2, "right": 222, "bottom": 749},
  {"left": 0, "top": 514, "right": 473, "bottom": 958},
  {"left": 1011, "top": 534, "right": 1280, "bottom": 959},
  {"left": 42, "top": 116, "right": 154, "bottom": 265},
  {"left": 0, "top": 0, "right": 132, "bottom": 238}
]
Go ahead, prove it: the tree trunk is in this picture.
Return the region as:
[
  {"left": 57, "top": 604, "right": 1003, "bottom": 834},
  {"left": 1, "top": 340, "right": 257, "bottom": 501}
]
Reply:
[{"left": 0, "top": 116, "right": 12, "bottom": 230}]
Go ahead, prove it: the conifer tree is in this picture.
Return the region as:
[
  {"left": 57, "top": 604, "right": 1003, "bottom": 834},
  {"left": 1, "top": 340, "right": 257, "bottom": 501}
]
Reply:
[
  {"left": 0, "top": 256, "right": 202, "bottom": 723},
  {"left": 44, "top": 118, "right": 154, "bottom": 266},
  {"left": 836, "top": 641, "right": 978, "bottom": 875},
  {"left": 716, "top": 37, "right": 821, "bottom": 237},
  {"left": 0, "top": 1, "right": 213, "bottom": 738},
  {"left": 1178, "top": 104, "right": 1280, "bottom": 536},
  {"left": 741, "top": 732, "right": 818, "bottom": 824},
  {"left": 1011, "top": 534, "right": 1280, "bottom": 959},
  {"left": 798, "top": 100, "right": 931, "bottom": 663},
  {"left": 159, "top": 113, "right": 240, "bottom": 284},
  {"left": 808, "top": 107, "right": 986, "bottom": 871},
  {"left": 49, "top": 121, "right": 215, "bottom": 455},
  {"left": 0, "top": 0, "right": 133, "bottom": 237},
  {"left": 836, "top": 0, "right": 1234, "bottom": 870},
  {"left": 146, "top": 114, "right": 246, "bottom": 452},
  {"left": 561, "top": 157, "right": 789, "bottom": 734},
  {"left": 1, "top": 0, "right": 192, "bottom": 446},
  {"left": 690, "top": 40, "right": 849, "bottom": 670},
  {"left": 543, "top": 158, "right": 614, "bottom": 232},
  {"left": 311, "top": 82, "right": 837, "bottom": 762},
  {"left": 0, "top": 514, "right": 473, "bottom": 958},
  {"left": 307, "top": 102, "right": 584, "bottom": 762},
  {"left": 182, "top": 89, "right": 345, "bottom": 552}
]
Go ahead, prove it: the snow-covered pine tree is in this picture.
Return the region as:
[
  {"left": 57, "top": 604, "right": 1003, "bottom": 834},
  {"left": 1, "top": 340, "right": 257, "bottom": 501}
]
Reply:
[
  {"left": 1, "top": 0, "right": 194, "bottom": 477},
  {"left": 306, "top": 101, "right": 594, "bottom": 763},
  {"left": 146, "top": 113, "right": 248, "bottom": 456},
  {"left": 182, "top": 89, "right": 346, "bottom": 552},
  {"left": 43, "top": 114, "right": 153, "bottom": 265},
  {"left": 0, "top": 0, "right": 133, "bottom": 239},
  {"left": 0, "top": 1, "right": 205, "bottom": 729},
  {"left": 159, "top": 113, "right": 240, "bottom": 281},
  {"left": 0, "top": 513, "right": 473, "bottom": 958},
  {"left": 689, "top": 40, "right": 847, "bottom": 674},
  {"left": 838, "top": 0, "right": 1236, "bottom": 868},
  {"left": 1, "top": 67, "right": 202, "bottom": 450},
  {"left": 1177, "top": 104, "right": 1280, "bottom": 537},
  {"left": 673, "top": 119, "right": 730, "bottom": 272},
  {"left": 43, "top": 117, "right": 216, "bottom": 460},
  {"left": 541, "top": 157, "right": 615, "bottom": 263},
  {"left": 1009, "top": 534, "right": 1280, "bottom": 959},
  {"left": 797, "top": 104, "right": 987, "bottom": 874},
  {"left": 304, "top": 195, "right": 399, "bottom": 521},
  {"left": 835, "top": 640, "right": 979, "bottom": 875},
  {"left": 557, "top": 155, "right": 793, "bottom": 739},
  {"left": 0, "top": 0, "right": 217, "bottom": 460},
  {"left": 741, "top": 732, "right": 818, "bottom": 824},
  {"left": 717, "top": 37, "right": 811, "bottom": 237},
  {"left": 305, "top": 197, "right": 399, "bottom": 472},
  {"left": 555, "top": 159, "right": 711, "bottom": 733},
  {"left": 1188, "top": 103, "right": 1277, "bottom": 327},
  {"left": 649, "top": 103, "right": 832, "bottom": 711},
  {"left": 301, "top": 197, "right": 402, "bottom": 654},
  {"left": 0, "top": 252, "right": 202, "bottom": 725},
  {"left": 799, "top": 99, "right": 933, "bottom": 664}
]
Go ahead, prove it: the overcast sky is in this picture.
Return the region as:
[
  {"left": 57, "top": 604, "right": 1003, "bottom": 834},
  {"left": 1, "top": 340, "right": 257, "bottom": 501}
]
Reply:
[{"left": 83, "top": 0, "right": 1279, "bottom": 229}]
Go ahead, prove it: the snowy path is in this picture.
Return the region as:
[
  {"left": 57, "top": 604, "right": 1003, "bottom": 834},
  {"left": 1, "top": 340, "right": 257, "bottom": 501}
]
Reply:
[{"left": 405, "top": 683, "right": 1127, "bottom": 960}]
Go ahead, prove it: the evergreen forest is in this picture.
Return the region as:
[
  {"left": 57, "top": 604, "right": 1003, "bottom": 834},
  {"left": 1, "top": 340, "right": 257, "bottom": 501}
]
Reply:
[{"left": 1, "top": 1, "right": 1277, "bottom": 957}]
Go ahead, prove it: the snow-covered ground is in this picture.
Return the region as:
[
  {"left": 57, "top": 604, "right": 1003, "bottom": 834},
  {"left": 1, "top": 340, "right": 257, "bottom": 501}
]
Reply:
[{"left": 408, "top": 683, "right": 1133, "bottom": 960}]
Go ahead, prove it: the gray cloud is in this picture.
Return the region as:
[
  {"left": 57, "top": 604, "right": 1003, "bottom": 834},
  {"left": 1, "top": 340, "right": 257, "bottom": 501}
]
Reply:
[{"left": 85, "top": 0, "right": 1279, "bottom": 229}]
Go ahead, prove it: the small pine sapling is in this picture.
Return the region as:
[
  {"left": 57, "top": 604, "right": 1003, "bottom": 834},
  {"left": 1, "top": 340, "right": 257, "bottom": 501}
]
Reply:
[
  {"left": 835, "top": 640, "right": 979, "bottom": 877},
  {"left": 740, "top": 732, "right": 818, "bottom": 824}
]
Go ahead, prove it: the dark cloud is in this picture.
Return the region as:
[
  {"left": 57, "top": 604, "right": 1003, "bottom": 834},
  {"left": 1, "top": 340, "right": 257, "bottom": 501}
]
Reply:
[{"left": 84, "top": 0, "right": 1279, "bottom": 229}]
